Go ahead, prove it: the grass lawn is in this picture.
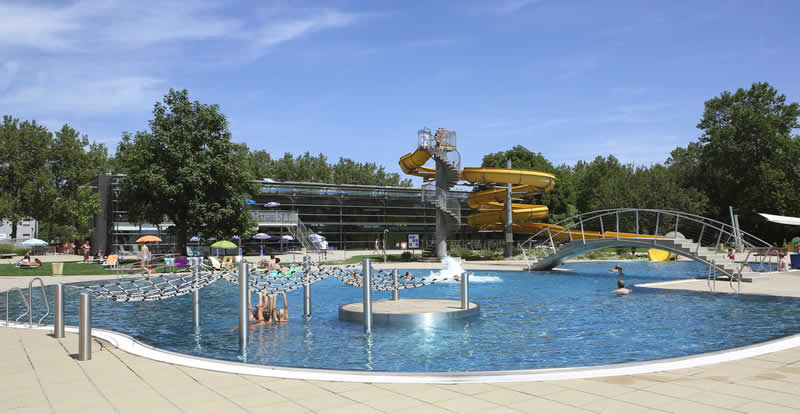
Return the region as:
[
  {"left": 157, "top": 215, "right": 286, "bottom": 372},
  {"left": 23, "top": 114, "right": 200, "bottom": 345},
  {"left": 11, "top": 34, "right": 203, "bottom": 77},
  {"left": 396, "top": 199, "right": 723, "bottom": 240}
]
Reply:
[{"left": 0, "top": 262, "right": 120, "bottom": 277}]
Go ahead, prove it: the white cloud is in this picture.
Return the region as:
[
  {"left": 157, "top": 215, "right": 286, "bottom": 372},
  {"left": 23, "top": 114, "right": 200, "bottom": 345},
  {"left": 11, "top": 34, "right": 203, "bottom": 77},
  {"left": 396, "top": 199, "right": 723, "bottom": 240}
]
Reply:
[
  {"left": 0, "top": 1, "right": 367, "bottom": 117},
  {"left": 470, "top": 0, "right": 543, "bottom": 15},
  {"left": 0, "top": 61, "right": 20, "bottom": 90},
  {"left": 1, "top": 75, "right": 165, "bottom": 115},
  {"left": 250, "top": 10, "right": 363, "bottom": 58},
  {"left": 0, "top": 3, "right": 82, "bottom": 50}
]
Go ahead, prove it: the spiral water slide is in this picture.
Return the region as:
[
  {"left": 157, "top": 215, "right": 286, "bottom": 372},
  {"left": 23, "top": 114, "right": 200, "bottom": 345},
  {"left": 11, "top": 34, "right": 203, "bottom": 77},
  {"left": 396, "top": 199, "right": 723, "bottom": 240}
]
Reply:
[{"left": 399, "top": 147, "right": 558, "bottom": 231}]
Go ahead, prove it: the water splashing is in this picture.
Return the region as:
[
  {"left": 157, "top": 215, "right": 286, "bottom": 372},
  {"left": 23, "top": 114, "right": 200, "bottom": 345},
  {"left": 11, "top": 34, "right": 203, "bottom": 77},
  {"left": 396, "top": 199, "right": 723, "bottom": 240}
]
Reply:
[{"left": 425, "top": 256, "right": 502, "bottom": 283}]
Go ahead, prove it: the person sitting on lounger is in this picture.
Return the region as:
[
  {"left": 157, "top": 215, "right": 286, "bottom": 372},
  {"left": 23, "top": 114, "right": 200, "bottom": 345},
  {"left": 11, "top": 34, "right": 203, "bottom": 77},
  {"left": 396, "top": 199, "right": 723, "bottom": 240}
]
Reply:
[{"left": 22, "top": 250, "right": 31, "bottom": 264}]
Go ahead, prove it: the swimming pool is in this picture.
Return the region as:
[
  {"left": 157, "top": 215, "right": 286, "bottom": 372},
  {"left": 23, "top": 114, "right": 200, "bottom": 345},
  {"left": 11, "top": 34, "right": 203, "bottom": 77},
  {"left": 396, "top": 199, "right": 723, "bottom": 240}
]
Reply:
[{"left": 9, "top": 261, "right": 800, "bottom": 372}]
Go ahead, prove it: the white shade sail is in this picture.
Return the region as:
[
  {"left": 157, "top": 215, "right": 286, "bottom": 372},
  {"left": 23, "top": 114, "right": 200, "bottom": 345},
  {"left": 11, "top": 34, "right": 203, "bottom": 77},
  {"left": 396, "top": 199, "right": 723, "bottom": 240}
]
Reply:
[{"left": 759, "top": 213, "right": 800, "bottom": 226}]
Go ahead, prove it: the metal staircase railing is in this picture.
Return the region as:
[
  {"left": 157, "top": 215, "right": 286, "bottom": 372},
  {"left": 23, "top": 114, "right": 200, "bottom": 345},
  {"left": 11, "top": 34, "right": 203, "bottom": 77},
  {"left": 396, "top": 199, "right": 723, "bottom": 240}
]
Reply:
[
  {"left": 3, "top": 278, "right": 51, "bottom": 327},
  {"left": 250, "top": 210, "right": 321, "bottom": 258},
  {"left": 522, "top": 208, "right": 772, "bottom": 282}
]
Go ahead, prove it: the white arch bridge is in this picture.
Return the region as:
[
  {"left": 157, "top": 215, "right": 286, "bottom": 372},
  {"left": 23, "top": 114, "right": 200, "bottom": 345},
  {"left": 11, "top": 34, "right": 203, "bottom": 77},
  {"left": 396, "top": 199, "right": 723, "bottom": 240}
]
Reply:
[{"left": 520, "top": 209, "right": 779, "bottom": 284}]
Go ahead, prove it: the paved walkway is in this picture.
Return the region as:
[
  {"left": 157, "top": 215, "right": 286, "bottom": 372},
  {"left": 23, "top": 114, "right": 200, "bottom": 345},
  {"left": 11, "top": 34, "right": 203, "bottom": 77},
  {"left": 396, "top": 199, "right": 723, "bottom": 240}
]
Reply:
[
  {"left": 2, "top": 327, "right": 800, "bottom": 413},
  {"left": 3, "top": 266, "right": 800, "bottom": 412}
]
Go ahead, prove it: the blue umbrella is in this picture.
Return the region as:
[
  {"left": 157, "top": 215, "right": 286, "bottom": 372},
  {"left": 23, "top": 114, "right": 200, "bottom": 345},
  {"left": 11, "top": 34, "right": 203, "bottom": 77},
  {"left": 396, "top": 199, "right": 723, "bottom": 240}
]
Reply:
[
  {"left": 189, "top": 236, "right": 200, "bottom": 242},
  {"left": 245, "top": 198, "right": 256, "bottom": 205},
  {"left": 22, "top": 238, "right": 47, "bottom": 247}
]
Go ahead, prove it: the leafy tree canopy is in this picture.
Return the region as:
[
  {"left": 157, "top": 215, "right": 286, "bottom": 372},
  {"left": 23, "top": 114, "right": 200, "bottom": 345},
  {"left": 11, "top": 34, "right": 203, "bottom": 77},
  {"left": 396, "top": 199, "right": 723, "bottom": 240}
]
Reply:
[
  {"left": 115, "top": 89, "right": 257, "bottom": 255},
  {"left": 0, "top": 116, "right": 107, "bottom": 241}
]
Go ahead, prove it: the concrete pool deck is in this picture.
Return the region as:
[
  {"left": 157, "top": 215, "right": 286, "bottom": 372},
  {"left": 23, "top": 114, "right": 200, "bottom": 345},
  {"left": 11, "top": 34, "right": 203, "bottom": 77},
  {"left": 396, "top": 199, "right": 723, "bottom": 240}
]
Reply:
[{"left": 3, "top": 264, "right": 800, "bottom": 412}]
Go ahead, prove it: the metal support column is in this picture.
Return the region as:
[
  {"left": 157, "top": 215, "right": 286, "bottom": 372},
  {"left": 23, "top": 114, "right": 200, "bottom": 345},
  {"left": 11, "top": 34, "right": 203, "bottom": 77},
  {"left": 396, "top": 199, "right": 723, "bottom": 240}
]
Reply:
[
  {"left": 78, "top": 293, "right": 91, "bottom": 361},
  {"left": 460, "top": 272, "right": 470, "bottom": 310},
  {"left": 392, "top": 269, "right": 399, "bottom": 301},
  {"left": 238, "top": 260, "right": 249, "bottom": 355},
  {"left": 54, "top": 284, "right": 64, "bottom": 338},
  {"left": 362, "top": 258, "right": 372, "bottom": 333},
  {"left": 303, "top": 256, "right": 311, "bottom": 319},
  {"left": 435, "top": 164, "right": 448, "bottom": 258},
  {"left": 729, "top": 206, "right": 740, "bottom": 252},
  {"left": 504, "top": 159, "right": 513, "bottom": 257},
  {"left": 191, "top": 259, "right": 199, "bottom": 331},
  {"left": 734, "top": 214, "right": 743, "bottom": 252}
]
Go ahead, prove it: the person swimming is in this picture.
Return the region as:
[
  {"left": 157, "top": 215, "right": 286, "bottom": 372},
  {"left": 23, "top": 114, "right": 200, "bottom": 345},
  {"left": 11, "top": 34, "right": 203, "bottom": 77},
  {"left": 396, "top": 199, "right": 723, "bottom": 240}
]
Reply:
[
  {"left": 608, "top": 264, "right": 624, "bottom": 275},
  {"left": 613, "top": 279, "right": 631, "bottom": 295}
]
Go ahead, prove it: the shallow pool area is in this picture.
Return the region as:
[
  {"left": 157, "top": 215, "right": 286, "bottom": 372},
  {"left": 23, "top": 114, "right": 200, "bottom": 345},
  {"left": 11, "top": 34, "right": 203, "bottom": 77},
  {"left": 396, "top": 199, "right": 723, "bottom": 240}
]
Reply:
[{"left": 9, "top": 261, "right": 800, "bottom": 372}]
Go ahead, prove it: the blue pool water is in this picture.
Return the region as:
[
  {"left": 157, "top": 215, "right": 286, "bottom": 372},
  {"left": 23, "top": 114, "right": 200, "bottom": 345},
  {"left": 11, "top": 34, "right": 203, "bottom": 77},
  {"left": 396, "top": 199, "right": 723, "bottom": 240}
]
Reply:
[{"left": 10, "top": 261, "right": 800, "bottom": 372}]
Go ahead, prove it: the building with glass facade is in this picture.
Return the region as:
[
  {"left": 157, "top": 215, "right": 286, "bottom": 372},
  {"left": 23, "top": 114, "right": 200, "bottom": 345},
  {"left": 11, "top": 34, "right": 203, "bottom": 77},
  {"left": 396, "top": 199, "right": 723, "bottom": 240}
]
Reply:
[{"left": 92, "top": 175, "right": 509, "bottom": 255}]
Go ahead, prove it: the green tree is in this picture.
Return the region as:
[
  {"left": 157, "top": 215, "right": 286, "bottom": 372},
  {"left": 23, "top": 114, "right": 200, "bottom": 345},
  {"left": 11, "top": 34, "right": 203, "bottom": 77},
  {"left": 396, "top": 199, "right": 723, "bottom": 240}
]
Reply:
[
  {"left": 115, "top": 89, "right": 257, "bottom": 255},
  {"left": 0, "top": 116, "right": 57, "bottom": 237},
  {"left": 47, "top": 125, "right": 108, "bottom": 241},
  {"left": 691, "top": 82, "right": 800, "bottom": 239}
]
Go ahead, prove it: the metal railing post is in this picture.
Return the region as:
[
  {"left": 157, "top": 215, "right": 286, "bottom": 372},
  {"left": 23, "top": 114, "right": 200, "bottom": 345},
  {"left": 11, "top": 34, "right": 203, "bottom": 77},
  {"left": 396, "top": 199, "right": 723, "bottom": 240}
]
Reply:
[
  {"left": 696, "top": 224, "right": 705, "bottom": 254},
  {"left": 460, "top": 272, "right": 470, "bottom": 310},
  {"left": 54, "top": 284, "right": 64, "bottom": 338},
  {"left": 616, "top": 211, "right": 620, "bottom": 240},
  {"left": 635, "top": 210, "right": 639, "bottom": 238},
  {"left": 238, "top": 260, "right": 249, "bottom": 355},
  {"left": 653, "top": 212, "right": 660, "bottom": 244},
  {"left": 547, "top": 229, "right": 556, "bottom": 254},
  {"left": 599, "top": 216, "right": 605, "bottom": 238},
  {"left": 191, "top": 259, "right": 200, "bottom": 331},
  {"left": 579, "top": 217, "right": 586, "bottom": 244},
  {"left": 674, "top": 216, "right": 679, "bottom": 238},
  {"left": 78, "top": 293, "right": 91, "bottom": 361},
  {"left": 303, "top": 256, "right": 311, "bottom": 319},
  {"left": 392, "top": 269, "right": 399, "bottom": 301},
  {"left": 362, "top": 258, "right": 372, "bottom": 333}
]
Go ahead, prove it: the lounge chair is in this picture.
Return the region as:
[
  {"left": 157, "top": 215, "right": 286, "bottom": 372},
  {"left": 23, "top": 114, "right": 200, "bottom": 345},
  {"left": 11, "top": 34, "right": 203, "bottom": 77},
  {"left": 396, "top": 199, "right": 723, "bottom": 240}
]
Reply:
[
  {"left": 208, "top": 256, "right": 222, "bottom": 270},
  {"left": 102, "top": 254, "right": 119, "bottom": 269}
]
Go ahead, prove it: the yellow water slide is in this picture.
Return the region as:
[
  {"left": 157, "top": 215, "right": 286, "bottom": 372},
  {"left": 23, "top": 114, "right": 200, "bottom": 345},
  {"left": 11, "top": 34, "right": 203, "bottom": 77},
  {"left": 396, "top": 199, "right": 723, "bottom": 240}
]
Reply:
[
  {"left": 398, "top": 146, "right": 558, "bottom": 232},
  {"left": 648, "top": 249, "right": 677, "bottom": 261}
]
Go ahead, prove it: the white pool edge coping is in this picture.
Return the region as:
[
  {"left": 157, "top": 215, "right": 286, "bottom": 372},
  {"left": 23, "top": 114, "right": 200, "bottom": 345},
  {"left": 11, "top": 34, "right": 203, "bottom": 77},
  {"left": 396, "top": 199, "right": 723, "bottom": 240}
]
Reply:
[{"left": 4, "top": 321, "right": 800, "bottom": 384}]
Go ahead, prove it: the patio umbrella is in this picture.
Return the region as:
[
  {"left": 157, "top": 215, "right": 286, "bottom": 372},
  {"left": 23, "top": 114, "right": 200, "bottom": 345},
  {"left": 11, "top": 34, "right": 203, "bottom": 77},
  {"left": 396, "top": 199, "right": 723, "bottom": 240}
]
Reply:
[
  {"left": 210, "top": 240, "right": 237, "bottom": 249},
  {"left": 22, "top": 238, "right": 48, "bottom": 247},
  {"left": 189, "top": 236, "right": 200, "bottom": 242},
  {"left": 254, "top": 233, "right": 272, "bottom": 256},
  {"left": 282, "top": 235, "right": 294, "bottom": 241},
  {"left": 136, "top": 235, "right": 162, "bottom": 243},
  {"left": 265, "top": 202, "right": 280, "bottom": 208},
  {"left": 245, "top": 198, "right": 256, "bottom": 205}
]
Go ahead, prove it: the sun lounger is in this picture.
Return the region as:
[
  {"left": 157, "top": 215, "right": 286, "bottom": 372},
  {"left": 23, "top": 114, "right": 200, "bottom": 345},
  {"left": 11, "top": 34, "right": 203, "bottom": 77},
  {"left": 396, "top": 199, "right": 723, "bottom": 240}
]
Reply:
[
  {"left": 102, "top": 254, "right": 119, "bottom": 269},
  {"left": 208, "top": 256, "right": 222, "bottom": 270}
]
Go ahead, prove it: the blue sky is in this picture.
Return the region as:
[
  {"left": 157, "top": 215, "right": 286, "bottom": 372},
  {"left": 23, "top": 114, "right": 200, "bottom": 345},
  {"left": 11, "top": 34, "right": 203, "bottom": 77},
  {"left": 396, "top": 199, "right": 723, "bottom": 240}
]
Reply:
[{"left": 1, "top": 0, "right": 799, "bottom": 184}]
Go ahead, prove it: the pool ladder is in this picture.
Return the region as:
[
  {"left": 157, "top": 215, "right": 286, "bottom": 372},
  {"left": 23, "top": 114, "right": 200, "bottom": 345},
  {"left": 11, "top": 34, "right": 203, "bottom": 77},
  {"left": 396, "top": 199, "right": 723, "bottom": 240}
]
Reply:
[{"left": 4, "top": 277, "right": 51, "bottom": 327}]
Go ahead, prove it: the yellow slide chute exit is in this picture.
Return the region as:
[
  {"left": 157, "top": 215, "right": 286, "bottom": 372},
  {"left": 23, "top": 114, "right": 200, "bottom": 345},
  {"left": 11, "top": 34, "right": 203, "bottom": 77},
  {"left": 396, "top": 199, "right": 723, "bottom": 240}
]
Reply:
[{"left": 399, "top": 130, "right": 557, "bottom": 232}]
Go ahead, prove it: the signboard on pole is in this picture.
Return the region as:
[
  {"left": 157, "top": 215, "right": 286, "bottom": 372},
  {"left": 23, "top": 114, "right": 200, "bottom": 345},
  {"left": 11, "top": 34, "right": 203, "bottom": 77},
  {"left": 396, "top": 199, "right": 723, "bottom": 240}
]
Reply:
[{"left": 408, "top": 234, "right": 419, "bottom": 249}]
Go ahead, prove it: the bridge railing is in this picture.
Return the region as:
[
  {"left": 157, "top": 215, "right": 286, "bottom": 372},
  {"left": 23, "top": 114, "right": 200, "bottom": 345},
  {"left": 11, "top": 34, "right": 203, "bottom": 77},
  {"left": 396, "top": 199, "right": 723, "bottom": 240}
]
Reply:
[{"left": 522, "top": 209, "right": 771, "bottom": 262}]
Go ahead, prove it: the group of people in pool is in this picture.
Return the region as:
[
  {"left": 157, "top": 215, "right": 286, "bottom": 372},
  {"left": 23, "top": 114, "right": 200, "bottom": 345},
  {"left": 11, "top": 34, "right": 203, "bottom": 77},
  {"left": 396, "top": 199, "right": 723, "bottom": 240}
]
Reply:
[{"left": 249, "top": 291, "right": 289, "bottom": 326}]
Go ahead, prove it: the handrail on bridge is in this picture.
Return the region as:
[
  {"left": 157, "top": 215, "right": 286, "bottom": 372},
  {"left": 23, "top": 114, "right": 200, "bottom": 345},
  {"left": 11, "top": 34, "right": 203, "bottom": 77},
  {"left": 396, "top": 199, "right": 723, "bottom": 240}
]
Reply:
[{"left": 521, "top": 208, "right": 772, "bottom": 280}]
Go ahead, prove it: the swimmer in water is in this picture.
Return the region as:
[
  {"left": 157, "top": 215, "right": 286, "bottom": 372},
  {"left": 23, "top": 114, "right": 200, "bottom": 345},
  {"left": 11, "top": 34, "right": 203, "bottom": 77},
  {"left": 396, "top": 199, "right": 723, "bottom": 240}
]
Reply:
[
  {"left": 613, "top": 279, "right": 631, "bottom": 295},
  {"left": 608, "top": 264, "right": 623, "bottom": 275}
]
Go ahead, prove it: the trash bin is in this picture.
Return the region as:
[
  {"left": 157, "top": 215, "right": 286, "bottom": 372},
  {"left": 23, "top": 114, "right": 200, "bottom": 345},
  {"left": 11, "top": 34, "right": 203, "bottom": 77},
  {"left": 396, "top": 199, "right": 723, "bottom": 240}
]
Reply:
[
  {"left": 52, "top": 262, "right": 64, "bottom": 276},
  {"left": 791, "top": 254, "right": 800, "bottom": 269}
]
